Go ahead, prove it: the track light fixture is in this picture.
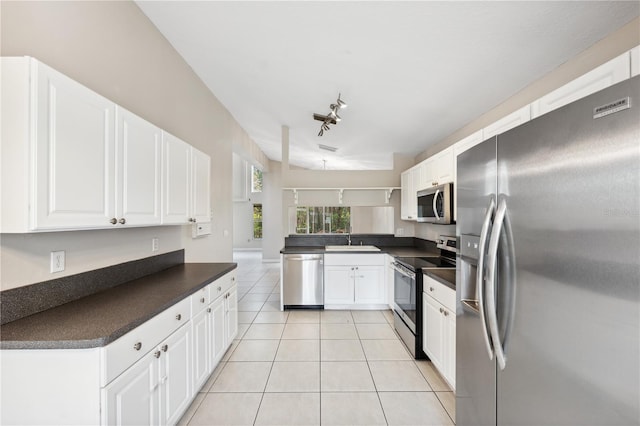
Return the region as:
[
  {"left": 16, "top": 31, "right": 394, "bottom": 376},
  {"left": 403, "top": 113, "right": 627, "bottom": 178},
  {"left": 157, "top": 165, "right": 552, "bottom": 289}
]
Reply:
[{"left": 314, "top": 93, "right": 347, "bottom": 137}]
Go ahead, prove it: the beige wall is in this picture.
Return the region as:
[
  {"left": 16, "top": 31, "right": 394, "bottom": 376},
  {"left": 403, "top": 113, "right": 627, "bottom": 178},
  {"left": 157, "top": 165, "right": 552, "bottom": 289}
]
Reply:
[{"left": 0, "top": 1, "right": 260, "bottom": 289}]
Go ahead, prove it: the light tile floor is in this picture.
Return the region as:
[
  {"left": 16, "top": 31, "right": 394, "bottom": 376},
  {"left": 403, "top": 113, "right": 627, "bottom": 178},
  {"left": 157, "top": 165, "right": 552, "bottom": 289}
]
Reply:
[{"left": 179, "top": 251, "right": 455, "bottom": 426}]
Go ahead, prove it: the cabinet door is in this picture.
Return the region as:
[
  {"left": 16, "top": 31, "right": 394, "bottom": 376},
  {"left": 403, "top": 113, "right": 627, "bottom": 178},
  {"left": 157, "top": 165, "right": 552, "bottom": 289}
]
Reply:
[
  {"left": 531, "top": 52, "right": 630, "bottom": 119},
  {"left": 211, "top": 296, "right": 226, "bottom": 365},
  {"left": 33, "top": 60, "right": 116, "bottom": 230},
  {"left": 443, "top": 309, "right": 456, "bottom": 390},
  {"left": 418, "top": 158, "right": 432, "bottom": 191},
  {"left": 191, "top": 148, "right": 211, "bottom": 223},
  {"left": 324, "top": 266, "right": 355, "bottom": 305},
  {"left": 422, "top": 293, "right": 444, "bottom": 372},
  {"left": 433, "top": 148, "right": 453, "bottom": 185},
  {"left": 162, "top": 132, "right": 191, "bottom": 224},
  {"left": 191, "top": 309, "right": 210, "bottom": 393},
  {"left": 160, "top": 325, "right": 192, "bottom": 426},
  {"left": 116, "top": 107, "right": 161, "bottom": 226},
  {"left": 632, "top": 46, "right": 639, "bottom": 78},
  {"left": 225, "top": 286, "right": 239, "bottom": 345},
  {"left": 103, "top": 351, "right": 158, "bottom": 426},
  {"left": 354, "top": 266, "right": 385, "bottom": 304},
  {"left": 400, "top": 170, "right": 411, "bottom": 220},
  {"left": 483, "top": 105, "right": 531, "bottom": 139}
]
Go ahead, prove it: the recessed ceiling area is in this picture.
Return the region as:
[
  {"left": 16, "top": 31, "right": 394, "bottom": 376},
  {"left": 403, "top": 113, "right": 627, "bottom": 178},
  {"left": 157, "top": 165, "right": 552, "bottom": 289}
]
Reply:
[{"left": 137, "top": 1, "right": 639, "bottom": 170}]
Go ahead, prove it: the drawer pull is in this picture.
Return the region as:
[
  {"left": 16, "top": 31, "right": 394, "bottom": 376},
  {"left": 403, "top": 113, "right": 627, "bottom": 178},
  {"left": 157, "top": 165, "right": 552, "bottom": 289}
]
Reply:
[
  {"left": 200, "top": 297, "right": 205, "bottom": 303},
  {"left": 118, "top": 218, "right": 126, "bottom": 225},
  {"left": 175, "top": 314, "right": 182, "bottom": 321},
  {"left": 430, "top": 287, "right": 434, "bottom": 292},
  {"left": 217, "top": 286, "right": 222, "bottom": 292},
  {"left": 154, "top": 350, "right": 161, "bottom": 359},
  {"left": 110, "top": 218, "right": 117, "bottom": 225},
  {"left": 162, "top": 344, "right": 168, "bottom": 352},
  {"left": 439, "top": 307, "right": 444, "bottom": 314},
  {"left": 133, "top": 342, "right": 142, "bottom": 351},
  {"left": 207, "top": 308, "right": 212, "bottom": 313},
  {"left": 444, "top": 310, "right": 449, "bottom": 317}
]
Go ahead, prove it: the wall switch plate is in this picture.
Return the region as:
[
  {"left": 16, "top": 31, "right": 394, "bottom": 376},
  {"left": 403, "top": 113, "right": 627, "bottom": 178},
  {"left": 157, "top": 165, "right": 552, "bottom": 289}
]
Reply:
[
  {"left": 152, "top": 238, "right": 159, "bottom": 252},
  {"left": 50, "top": 251, "right": 65, "bottom": 273}
]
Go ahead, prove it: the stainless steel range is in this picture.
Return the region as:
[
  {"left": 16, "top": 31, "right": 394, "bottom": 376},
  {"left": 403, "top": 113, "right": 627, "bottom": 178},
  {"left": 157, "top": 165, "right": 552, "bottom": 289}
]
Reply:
[{"left": 392, "top": 236, "right": 456, "bottom": 358}]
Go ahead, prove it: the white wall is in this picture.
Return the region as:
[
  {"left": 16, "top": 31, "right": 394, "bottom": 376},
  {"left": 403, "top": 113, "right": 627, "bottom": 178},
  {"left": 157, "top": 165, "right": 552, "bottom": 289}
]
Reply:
[
  {"left": 0, "top": 1, "right": 262, "bottom": 290},
  {"left": 262, "top": 161, "right": 284, "bottom": 262}
]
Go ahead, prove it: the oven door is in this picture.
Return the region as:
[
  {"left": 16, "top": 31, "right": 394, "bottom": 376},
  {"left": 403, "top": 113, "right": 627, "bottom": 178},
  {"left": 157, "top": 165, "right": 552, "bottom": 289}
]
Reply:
[{"left": 392, "top": 262, "right": 417, "bottom": 332}]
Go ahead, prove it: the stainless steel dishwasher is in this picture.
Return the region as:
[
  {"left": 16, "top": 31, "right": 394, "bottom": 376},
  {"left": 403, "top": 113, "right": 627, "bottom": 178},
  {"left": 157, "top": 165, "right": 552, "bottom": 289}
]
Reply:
[{"left": 283, "top": 253, "right": 324, "bottom": 308}]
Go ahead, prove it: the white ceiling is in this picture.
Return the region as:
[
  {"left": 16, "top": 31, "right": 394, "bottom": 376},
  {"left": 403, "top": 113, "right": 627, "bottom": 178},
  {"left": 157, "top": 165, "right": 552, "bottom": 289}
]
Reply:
[{"left": 137, "top": 1, "right": 638, "bottom": 170}]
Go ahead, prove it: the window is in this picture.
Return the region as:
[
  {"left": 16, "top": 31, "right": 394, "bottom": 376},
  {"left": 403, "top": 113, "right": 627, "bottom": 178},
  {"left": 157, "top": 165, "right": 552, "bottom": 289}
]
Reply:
[
  {"left": 253, "top": 204, "right": 263, "bottom": 239},
  {"left": 251, "top": 166, "right": 263, "bottom": 193},
  {"left": 293, "top": 206, "right": 350, "bottom": 234}
]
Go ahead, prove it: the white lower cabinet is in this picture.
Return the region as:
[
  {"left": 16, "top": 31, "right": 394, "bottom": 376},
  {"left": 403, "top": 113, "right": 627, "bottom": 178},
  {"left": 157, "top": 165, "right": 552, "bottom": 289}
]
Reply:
[
  {"left": 0, "top": 270, "right": 237, "bottom": 426},
  {"left": 103, "top": 323, "right": 191, "bottom": 426},
  {"left": 324, "top": 254, "right": 386, "bottom": 307},
  {"left": 422, "top": 274, "right": 456, "bottom": 390}
]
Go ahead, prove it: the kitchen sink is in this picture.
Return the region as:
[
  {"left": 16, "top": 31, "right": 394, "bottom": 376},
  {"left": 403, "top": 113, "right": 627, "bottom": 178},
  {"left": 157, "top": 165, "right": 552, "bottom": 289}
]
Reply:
[{"left": 325, "top": 245, "right": 381, "bottom": 252}]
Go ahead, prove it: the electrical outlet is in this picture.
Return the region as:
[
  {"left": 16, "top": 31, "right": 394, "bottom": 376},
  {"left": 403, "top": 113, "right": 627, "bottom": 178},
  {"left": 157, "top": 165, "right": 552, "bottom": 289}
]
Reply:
[
  {"left": 152, "top": 238, "right": 159, "bottom": 252},
  {"left": 50, "top": 251, "right": 65, "bottom": 273}
]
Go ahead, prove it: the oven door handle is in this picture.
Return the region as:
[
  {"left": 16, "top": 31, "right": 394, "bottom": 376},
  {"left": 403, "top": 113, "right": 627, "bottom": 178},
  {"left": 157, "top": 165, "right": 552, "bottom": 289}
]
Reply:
[{"left": 392, "top": 262, "right": 415, "bottom": 280}]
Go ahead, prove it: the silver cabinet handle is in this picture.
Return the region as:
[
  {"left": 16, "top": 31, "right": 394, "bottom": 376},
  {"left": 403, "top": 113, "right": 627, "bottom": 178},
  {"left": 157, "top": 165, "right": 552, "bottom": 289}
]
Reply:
[
  {"left": 162, "top": 344, "right": 168, "bottom": 352},
  {"left": 134, "top": 342, "right": 142, "bottom": 351},
  {"left": 486, "top": 197, "right": 508, "bottom": 370},
  {"left": 444, "top": 310, "right": 449, "bottom": 317},
  {"left": 200, "top": 297, "right": 205, "bottom": 303},
  {"left": 110, "top": 218, "right": 117, "bottom": 225},
  {"left": 429, "top": 287, "right": 434, "bottom": 292},
  {"left": 439, "top": 307, "right": 444, "bottom": 313},
  {"left": 118, "top": 218, "right": 126, "bottom": 225},
  {"left": 478, "top": 197, "right": 496, "bottom": 361},
  {"left": 217, "top": 286, "right": 222, "bottom": 291},
  {"left": 232, "top": 277, "right": 235, "bottom": 282},
  {"left": 175, "top": 314, "right": 182, "bottom": 321},
  {"left": 207, "top": 308, "right": 212, "bottom": 313},
  {"left": 154, "top": 351, "right": 161, "bottom": 358}
]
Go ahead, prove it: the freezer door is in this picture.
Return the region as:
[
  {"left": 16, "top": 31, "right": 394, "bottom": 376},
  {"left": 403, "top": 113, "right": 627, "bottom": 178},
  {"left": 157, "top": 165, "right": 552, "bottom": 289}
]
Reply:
[
  {"left": 456, "top": 137, "right": 498, "bottom": 426},
  {"left": 495, "top": 76, "right": 640, "bottom": 425}
]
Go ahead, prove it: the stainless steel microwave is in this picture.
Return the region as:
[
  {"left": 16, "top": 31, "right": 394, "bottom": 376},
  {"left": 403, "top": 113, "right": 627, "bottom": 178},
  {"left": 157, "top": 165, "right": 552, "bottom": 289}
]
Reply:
[{"left": 417, "top": 183, "right": 454, "bottom": 224}]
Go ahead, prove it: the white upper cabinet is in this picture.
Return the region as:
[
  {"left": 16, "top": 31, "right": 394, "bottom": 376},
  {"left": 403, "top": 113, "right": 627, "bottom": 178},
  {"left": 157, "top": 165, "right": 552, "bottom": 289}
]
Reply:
[
  {"left": 631, "top": 46, "right": 639, "bottom": 77},
  {"left": 1, "top": 57, "right": 211, "bottom": 232},
  {"left": 116, "top": 106, "right": 162, "bottom": 226},
  {"left": 31, "top": 58, "right": 117, "bottom": 230},
  {"left": 162, "top": 132, "right": 192, "bottom": 224},
  {"left": 191, "top": 147, "right": 211, "bottom": 224},
  {"left": 484, "top": 105, "right": 531, "bottom": 139},
  {"left": 162, "top": 132, "right": 211, "bottom": 225},
  {"left": 531, "top": 52, "right": 630, "bottom": 119},
  {"left": 401, "top": 167, "right": 420, "bottom": 221}
]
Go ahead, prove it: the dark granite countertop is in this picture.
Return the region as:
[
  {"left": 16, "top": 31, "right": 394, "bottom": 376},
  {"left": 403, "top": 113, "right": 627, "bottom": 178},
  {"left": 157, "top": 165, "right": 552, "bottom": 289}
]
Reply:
[
  {"left": 0, "top": 263, "right": 236, "bottom": 350},
  {"left": 423, "top": 268, "right": 456, "bottom": 290}
]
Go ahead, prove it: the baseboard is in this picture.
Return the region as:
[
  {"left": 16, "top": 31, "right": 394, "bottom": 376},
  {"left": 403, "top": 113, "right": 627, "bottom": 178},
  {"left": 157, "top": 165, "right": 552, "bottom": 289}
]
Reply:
[{"left": 232, "top": 248, "right": 262, "bottom": 252}]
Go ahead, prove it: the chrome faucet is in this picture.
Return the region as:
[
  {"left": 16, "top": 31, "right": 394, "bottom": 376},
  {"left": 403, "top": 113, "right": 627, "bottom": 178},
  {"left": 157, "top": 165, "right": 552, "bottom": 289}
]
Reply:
[{"left": 347, "top": 226, "right": 352, "bottom": 245}]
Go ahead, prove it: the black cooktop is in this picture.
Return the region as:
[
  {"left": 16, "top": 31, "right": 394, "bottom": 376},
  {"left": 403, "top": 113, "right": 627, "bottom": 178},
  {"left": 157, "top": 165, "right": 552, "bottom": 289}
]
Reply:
[{"left": 395, "top": 256, "right": 456, "bottom": 271}]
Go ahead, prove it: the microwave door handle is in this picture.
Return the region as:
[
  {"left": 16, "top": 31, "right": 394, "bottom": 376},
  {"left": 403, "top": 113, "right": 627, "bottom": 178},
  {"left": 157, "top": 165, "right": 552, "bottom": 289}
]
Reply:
[
  {"left": 477, "top": 197, "right": 496, "bottom": 360},
  {"left": 433, "top": 190, "right": 441, "bottom": 220}
]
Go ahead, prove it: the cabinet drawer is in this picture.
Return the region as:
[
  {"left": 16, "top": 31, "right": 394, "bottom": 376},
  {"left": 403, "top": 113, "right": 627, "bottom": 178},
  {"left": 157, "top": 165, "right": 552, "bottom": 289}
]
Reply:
[
  {"left": 210, "top": 271, "right": 236, "bottom": 300},
  {"left": 102, "top": 297, "right": 190, "bottom": 386},
  {"left": 422, "top": 274, "right": 455, "bottom": 312},
  {"left": 191, "top": 285, "right": 211, "bottom": 315},
  {"left": 324, "top": 253, "right": 385, "bottom": 266}
]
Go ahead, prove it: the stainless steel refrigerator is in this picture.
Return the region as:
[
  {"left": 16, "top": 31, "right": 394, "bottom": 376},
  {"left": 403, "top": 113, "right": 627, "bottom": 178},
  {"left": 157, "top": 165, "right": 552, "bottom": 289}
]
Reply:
[{"left": 456, "top": 76, "right": 639, "bottom": 425}]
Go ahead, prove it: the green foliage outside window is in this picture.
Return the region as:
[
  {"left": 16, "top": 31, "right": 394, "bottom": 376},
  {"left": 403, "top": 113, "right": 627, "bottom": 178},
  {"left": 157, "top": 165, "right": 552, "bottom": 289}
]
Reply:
[
  {"left": 253, "top": 204, "right": 262, "bottom": 239},
  {"left": 295, "top": 206, "right": 350, "bottom": 234},
  {"left": 251, "top": 166, "right": 263, "bottom": 192}
]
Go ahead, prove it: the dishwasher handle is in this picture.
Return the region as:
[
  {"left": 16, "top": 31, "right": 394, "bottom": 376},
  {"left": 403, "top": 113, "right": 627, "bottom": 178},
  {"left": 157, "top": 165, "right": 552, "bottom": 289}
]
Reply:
[{"left": 284, "top": 254, "right": 324, "bottom": 261}]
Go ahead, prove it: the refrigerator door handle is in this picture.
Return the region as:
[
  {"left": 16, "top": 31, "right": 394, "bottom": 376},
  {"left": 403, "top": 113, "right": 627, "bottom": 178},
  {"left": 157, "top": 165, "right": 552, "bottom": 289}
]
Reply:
[
  {"left": 486, "top": 197, "right": 508, "bottom": 370},
  {"left": 433, "top": 189, "right": 441, "bottom": 220},
  {"left": 477, "top": 197, "right": 496, "bottom": 360}
]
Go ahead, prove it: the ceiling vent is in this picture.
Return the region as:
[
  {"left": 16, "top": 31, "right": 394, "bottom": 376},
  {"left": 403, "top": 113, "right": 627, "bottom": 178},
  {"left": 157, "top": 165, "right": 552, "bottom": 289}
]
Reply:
[{"left": 318, "top": 144, "right": 338, "bottom": 152}]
